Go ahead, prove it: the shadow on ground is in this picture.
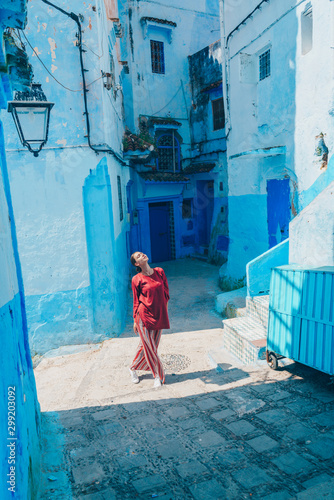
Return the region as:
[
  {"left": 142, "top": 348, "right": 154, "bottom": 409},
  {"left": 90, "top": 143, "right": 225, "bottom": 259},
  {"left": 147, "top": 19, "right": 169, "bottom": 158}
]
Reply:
[{"left": 39, "top": 361, "right": 334, "bottom": 500}]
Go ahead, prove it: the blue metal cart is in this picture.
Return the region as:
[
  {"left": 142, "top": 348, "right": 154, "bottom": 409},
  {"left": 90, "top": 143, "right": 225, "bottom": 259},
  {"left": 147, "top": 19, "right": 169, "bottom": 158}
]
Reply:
[{"left": 266, "top": 265, "right": 334, "bottom": 375}]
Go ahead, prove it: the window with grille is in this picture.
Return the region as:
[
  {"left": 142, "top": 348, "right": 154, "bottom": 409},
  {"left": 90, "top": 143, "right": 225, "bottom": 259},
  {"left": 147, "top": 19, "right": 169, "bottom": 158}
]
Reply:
[
  {"left": 212, "top": 97, "right": 225, "bottom": 131},
  {"left": 117, "top": 176, "right": 123, "bottom": 221},
  {"left": 150, "top": 40, "right": 165, "bottom": 74},
  {"left": 157, "top": 134, "right": 180, "bottom": 171},
  {"left": 259, "top": 49, "right": 270, "bottom": 81}
]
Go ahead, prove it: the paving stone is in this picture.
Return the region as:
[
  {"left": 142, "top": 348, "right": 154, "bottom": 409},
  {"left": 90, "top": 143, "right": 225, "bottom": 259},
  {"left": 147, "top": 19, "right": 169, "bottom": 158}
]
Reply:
[
  {"left": 155, "top": 438, "right": 189, "bottom": 459},
  {"left": 286, "top": 400, "right": 318, "bottom": 415},
  {"left": 195, "top": 397, "right": 221, "bottom": 410},
  {"left": 78, "top": 490, "right": 116, "bottom": 500},
  {"left": 226, "top": 419, "right": 256, "bottom": 436},
  {"left": 60, "top": 414, "right": 84, "bottom": 427},
  {"left": 251, "top": 384, "right": 275, "bottom": 395},
  {"left": 65, "top": 430, "right": 88, "bottom": 447},
  {"left": 195, "top": 430, "right": 226, "bottom": 448},
  {"left": 133, "top": 414, "right": 161, "bottom": 427},
  {"left": 224, "top": 389, "right": 253, "bottom": 401},
  {"left": 91, "top": 408, "right": 119, "bottom": 421},
  {"left": 306, "top": 434, "right": 334, "bottom": 459},
  {"left": 176, "top": 459, "right": 209, "bottom": 478},
  {"left": 256, "top": 409, "right": 288, "bottom": 425},
  {"left": 232, "top": 465, "right": 271, "bottom": 488},
  {"left": 98, "top": 421, "right": 123, "bottom": 435},
  {"left": 211, "top": 409, "right": 235, "bottom": 421},
  {"left": 284, "top": 422, "right": 313, "bottom": 441},
  {"left": 188, "top": 478, "right": 228, "bottom": 500},
  {"left": 267, "top": 390, "right": 291, "bottom": 402},
  {"left": 309, "top": 410, "right": 334, "bottom": 428},
  {"left": 125, "top": 402, "right": 151, "bottom": 414},
  {"left": 70, "top": 445, "right": 99, "bottom": 462},
  {"left": 72, "top": 463, "right": 106, "bottom": 485},
  {"left": 105, "top": 436, "right": 138, "bottom": 453},
  {"left": 310, "top": 391, "right": 334, "bottom": 403},
  {"left": 296, "top": 478, "right": 334, "bottom": 499},
  {"left": 177, "top": 417, "right": 206, "bottom": 430},
  {"left": 302, "top": 472, "right": 333, "bottom": 489},
  {"left": 116, "top": 453, "right": 150, "bottom": 470},
  {"left": 247, "top": 434, "right": 278, "bottom": 453},
  {"left": 132, "top": 474, "right": 167, "bottom": 494},
  {"left": 216, "top": 448, "right": 245, "bottom": 466},
  {"left": 165, "top": 405, "right": 190, "bottom": 419},
  {"left": 272, "top": 451, "right": 313, "bottom": 475},
  {"left": 262, "top": 491, "right": 292, "bottom": 500},
  {"left": 145, "top": 426, "right": 175, "bottom": 443}
]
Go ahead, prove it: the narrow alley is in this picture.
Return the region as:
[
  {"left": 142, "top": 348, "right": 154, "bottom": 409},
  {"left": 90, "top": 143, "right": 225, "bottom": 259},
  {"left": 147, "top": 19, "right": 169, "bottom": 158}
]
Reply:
[
  {"left": 35, "top": 260, "right": 334, "bottom": 500},
  {"left": 2, "top": 1, "right": 334, "bottom": 499}
]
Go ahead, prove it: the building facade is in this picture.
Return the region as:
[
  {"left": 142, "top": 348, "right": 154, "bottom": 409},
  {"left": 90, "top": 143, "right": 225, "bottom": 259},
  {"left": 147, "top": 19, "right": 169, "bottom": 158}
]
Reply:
[
  {"left": 0, "top": 2, "right": 41, "bottom": 499},
  {"left": 3, "top": 0, "right": 226, "bottom": 356},
  {"left": 4, "top": 0, "right": 132, "bottom": 355},
  {"left": 120, "top": 0, "right": 227, "bottom": 264},
  {"left": 219, "top": 0, "right": 334, "bottom": 280}
]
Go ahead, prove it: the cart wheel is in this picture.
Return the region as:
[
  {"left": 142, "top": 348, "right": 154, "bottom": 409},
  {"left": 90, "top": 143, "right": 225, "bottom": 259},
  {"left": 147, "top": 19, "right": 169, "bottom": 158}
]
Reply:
[{"left": 267, "top": 352, "right": 278, "bottom": 370}]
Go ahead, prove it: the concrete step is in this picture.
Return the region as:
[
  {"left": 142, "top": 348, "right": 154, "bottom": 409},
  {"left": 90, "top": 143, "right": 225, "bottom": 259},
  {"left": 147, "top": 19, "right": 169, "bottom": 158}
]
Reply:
[
  {"left": 215, "top": 287, "right": 247, "bottom": 318},
  {"left": 222, "top": 316, "right": 267, "bottom": 365},
  {"left": 246, "top": 295, "right": 269, "bottom": 329}
]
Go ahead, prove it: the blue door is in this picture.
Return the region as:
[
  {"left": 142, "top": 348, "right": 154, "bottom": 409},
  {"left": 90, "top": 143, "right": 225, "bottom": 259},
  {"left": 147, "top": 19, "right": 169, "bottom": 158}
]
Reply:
[
  {"left": 196, "top": 180, "right": 214, "bottom": 246},
  {"left": 149, "top": 202, "right": 171, "bottom": 262},
  {"left": 267, "top": 178, "right": 290, "bottom": 248}
]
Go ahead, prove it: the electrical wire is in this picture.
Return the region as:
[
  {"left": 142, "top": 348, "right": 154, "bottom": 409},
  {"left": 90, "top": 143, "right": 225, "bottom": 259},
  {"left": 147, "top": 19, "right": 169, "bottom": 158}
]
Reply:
[
  {"left": 82, "top": 42, "right": 103, "bottom": 59},
  {"left": 151, "top": 84, "right": 182, "bottom": 116},
  {"left": 21, "top": 30, "right": 103, "bottom": 91}
]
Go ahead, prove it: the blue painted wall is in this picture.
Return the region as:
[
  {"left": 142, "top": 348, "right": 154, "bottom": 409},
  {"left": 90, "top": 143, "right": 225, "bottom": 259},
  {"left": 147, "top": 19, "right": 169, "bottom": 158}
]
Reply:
[
  {"left": 3, "top": 0, "right": 131, "bottom": 354},
  {"left": 83, "top": 158, "right": 127, "bottom": 335},
  {"left": 0, "top": 117, "right": 40, "bottom": 499}
]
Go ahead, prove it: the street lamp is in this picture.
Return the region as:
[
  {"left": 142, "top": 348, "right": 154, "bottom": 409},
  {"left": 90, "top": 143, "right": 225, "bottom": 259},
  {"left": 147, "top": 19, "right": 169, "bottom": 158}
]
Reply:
[{"left": 7, "top": 83, "right": 54, "bottom": 157}]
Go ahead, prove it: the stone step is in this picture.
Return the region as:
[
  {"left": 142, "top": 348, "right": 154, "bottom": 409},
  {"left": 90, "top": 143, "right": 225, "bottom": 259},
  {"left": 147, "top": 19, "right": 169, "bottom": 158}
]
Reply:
[
  {"left": 246, "top": 295, "right": 270, "bottom": 329},
  {"left": 222, "top": 316, "right": 267, "bottom": 365}
]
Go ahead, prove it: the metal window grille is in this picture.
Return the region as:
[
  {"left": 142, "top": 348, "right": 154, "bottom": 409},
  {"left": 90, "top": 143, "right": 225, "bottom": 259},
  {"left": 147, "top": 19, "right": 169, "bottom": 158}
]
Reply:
[
  {"left": 150, "top": 40, "right": 165, "bottom": 74},
  {"left": 117, "top": 176, "right": 123, "bottom": 221},
  {"left": 259, "top": 49, "right": 270, "bottom": 81},
  {"left": 212, "top": 97, "right": 225, "bottom": 131},
  {"left": 157, "top": 134, "right": 180, "bottom": 171}
]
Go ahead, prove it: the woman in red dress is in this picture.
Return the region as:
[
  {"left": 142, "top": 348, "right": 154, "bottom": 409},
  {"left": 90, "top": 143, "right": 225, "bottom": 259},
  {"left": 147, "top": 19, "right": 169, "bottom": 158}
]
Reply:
[{"left": 129, "top": 251, "right": 170, "bottom": 388}]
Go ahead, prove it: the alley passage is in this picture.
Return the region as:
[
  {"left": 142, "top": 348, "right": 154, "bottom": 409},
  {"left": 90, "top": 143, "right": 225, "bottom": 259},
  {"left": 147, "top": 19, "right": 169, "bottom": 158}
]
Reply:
[{"left": 35, "top": 260, "right": 334, "bottom": 499}]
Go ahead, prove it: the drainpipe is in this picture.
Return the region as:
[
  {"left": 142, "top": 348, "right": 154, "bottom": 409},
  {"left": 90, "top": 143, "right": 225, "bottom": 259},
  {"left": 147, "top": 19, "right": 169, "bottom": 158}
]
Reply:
[
  {"left": 172, "top": 129, "right": 176, "bottom": 173},
  {"left": 41, "top": 0, "right": 127, "bottom": 166}
]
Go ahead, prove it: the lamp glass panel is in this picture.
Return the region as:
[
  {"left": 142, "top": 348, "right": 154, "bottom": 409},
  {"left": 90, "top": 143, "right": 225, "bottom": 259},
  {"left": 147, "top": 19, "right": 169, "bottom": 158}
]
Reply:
[{"left": 16, "top": 106, "right": 48, "bottom": 142}]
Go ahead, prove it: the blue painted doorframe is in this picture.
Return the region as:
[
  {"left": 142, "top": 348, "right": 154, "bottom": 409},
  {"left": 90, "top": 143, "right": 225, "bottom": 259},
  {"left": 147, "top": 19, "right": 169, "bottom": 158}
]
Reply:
[
  {"left": 267, "top": 178, "right": 291, "bottom": 249},
  {"left": 137, "top": 195, "right": 182, "bottom": 261},
  {"left": 149, "top": 202, "right": 171, "bottom": 262}
]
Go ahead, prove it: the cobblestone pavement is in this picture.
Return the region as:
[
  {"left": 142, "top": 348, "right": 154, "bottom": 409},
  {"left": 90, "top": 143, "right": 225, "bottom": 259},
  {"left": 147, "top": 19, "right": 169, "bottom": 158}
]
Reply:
[
  {"left": 35, "top": 260, "right": 334, "bottom": 500},
  {"left": 36, "top": 331, "right": 334, "bottom": 500}
]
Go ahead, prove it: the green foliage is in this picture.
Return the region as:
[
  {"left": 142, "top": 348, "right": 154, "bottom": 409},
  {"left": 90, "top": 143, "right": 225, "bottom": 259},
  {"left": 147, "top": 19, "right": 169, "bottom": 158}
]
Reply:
[{"left": 219, "top": 274, "right": 245, "bottom": 292}]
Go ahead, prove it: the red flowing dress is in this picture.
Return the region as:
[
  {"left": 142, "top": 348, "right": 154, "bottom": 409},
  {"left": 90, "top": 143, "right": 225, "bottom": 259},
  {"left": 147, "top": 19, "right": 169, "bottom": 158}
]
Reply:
[{"left": 130, "top": 267, "right": 170, "bottom": 382}]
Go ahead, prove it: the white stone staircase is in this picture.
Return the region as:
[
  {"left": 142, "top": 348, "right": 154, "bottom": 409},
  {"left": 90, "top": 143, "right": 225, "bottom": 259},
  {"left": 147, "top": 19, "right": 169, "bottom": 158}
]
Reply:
[{"left": 222, "top": 295, "right": 269, "bottom": 364}]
